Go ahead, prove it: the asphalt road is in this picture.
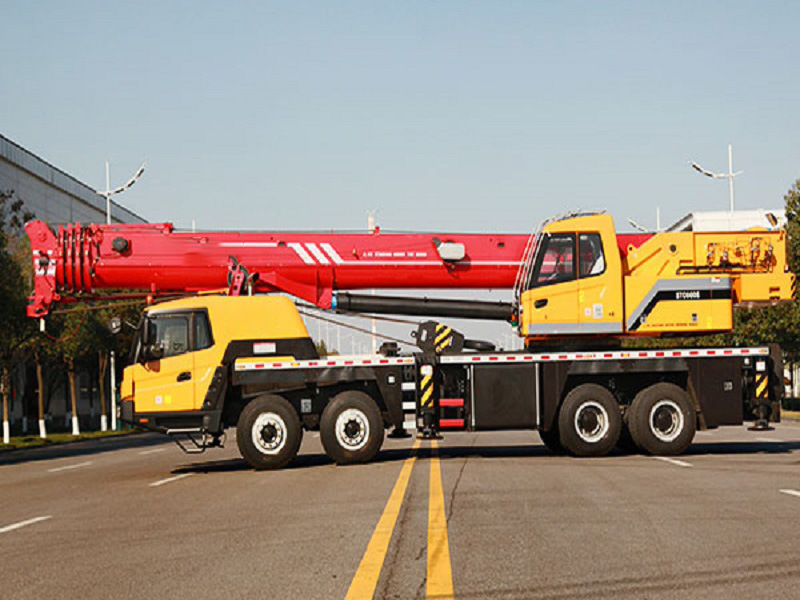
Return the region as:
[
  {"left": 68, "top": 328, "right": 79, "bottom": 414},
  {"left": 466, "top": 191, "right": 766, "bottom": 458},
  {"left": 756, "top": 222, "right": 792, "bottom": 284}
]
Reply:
[{"left": 2, "top": 423, "right": 800, "bottom": 600}]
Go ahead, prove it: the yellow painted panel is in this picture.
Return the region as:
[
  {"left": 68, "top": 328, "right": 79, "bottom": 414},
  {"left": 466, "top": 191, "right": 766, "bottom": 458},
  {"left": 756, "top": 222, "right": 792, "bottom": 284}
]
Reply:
[{"left": 633, "top": 299, "right": 733, "bottom": 334}]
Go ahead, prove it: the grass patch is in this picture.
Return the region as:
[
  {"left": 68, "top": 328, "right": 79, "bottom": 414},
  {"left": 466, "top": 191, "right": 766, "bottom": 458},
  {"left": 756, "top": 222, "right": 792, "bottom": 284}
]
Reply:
[{"left": 0, "top": 428, "right": 135, "bottom": 451}]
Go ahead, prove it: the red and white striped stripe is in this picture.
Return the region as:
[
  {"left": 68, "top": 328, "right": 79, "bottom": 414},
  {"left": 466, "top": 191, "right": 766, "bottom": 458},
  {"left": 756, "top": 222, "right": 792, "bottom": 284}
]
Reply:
[
  {"left": 439, "top": 346, "right": 769, "bottom": 365},
  {"left": 233, "top": 347, "right": 768, "bottom": 372}
]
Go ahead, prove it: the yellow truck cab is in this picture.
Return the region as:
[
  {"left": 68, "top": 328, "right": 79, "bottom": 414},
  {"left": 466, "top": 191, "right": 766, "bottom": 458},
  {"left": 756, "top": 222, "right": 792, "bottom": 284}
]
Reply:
[{"left": 121, "top": 295, "right": 408, "bottom": 469}]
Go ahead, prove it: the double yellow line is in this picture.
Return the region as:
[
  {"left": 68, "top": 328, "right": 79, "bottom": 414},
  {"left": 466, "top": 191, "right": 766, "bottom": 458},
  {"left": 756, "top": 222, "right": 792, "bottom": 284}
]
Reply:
[{"left": 344, "top": 440, "right": 455, "bottom": 600}]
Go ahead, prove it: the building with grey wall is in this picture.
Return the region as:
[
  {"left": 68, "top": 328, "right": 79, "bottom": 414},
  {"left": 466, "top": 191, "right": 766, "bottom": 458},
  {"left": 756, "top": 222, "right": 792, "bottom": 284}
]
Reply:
[
  {"left": 0, "top": 133, "right": 145, "bottom": 225},
  {"left": 1, "top": 133, "right": 146, "bottom": 436}
]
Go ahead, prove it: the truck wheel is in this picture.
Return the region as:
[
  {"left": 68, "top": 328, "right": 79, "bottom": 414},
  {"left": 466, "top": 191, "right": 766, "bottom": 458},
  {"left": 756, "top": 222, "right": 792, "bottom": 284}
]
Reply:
[
  {"left": 236, "top": 394, "right": 302, "bottom": 470},
  {"left": 558, "top": 384, "right": 621, "bottom": 457},
  {"left": 628, "top": 383, "right": 695, "bottom": 456},
  {"left": 538, "top": 425, "right": 564, "bottom": 454},
  {"left": 320, "top": 391, "right": 384, "bottom": 465}
]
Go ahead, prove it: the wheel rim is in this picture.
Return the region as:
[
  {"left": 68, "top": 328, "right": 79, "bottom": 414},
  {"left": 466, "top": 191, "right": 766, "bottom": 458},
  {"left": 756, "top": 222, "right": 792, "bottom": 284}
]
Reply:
[
  {"left": 335, "top": 408, "right": 369, "bottom": 451},
  {"left": 574, "top": 401, "right": 609, "bottom": 443},
  {"left": 649, "top": 400, "right": 684, "bottom": 443},
  {"left": 251, "top": 412, "right": 287, "bottom": 455}
]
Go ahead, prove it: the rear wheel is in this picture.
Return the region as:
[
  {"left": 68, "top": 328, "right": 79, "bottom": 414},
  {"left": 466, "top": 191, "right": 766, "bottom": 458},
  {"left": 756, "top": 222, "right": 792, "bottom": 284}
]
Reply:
[
  {"left": 628, "top": 383, "right": 695, "bottom": 455},
  {"left": 320, "top": 391, "right": 384, "bottom": 465},
  {"left": 236, "top": 394, "right": 302, "bottom": 470},
  {"left": 558, "top": 384, "right": 621, "bottom": 457}
]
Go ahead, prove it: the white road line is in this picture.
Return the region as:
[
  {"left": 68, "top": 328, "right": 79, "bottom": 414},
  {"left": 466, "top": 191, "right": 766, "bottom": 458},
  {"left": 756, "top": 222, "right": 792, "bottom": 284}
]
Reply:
[
  {"left": 652, "top": 456, "right": 693, "bottom": 468},
  {"left": 756, "top": 437, "right": 784, "bottom": 443},
  {"left": 779, "top": 489, "right": 800, "bottom": 499},
  {"left": 695, "top": 431, "right": 713, "bottom": 436},
  {"left": 0, "top": 515, "right": 52, "bottom": 534},
  {"left": 149, "top": 473, "right": 193, "bottom": 487},
  {"left": 139, "top": 448, "right": 167, "bottom": 455},
  {"left": 47, "top": 461, "right": 93, "bottom": 473}
]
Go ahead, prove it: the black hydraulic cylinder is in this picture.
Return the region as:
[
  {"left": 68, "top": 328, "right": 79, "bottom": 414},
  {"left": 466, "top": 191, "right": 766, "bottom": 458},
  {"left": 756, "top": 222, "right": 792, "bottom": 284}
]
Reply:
[{"left": 331, "top": 292, "right": 514, "bottom": 321}]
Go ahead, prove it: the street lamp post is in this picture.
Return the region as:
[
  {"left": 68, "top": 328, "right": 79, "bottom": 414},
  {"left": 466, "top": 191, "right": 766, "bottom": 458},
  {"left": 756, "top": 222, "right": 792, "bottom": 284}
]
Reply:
[
  {"left": 690, "top": 144, "right": 742, "bottom": 215},
  {"left": 98, "top": 160, "right": 146, "bottom": 224},
  {"left": 95, "top": 160, "right": 144, "bottom": 431}
]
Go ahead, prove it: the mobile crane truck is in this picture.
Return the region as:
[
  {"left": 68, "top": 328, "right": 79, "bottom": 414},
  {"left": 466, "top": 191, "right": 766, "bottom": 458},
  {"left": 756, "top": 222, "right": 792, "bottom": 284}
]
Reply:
[{"left": 25, "top": 211, "right": 793, "bottom": 468}]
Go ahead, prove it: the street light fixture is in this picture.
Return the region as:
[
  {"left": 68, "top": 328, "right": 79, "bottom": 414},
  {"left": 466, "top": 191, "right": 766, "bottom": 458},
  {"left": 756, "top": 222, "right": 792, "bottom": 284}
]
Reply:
[
  {"left": 96, "top": 160, "right": 146, "bottom": 224},
  {"left": 94, "top": 159, "right": 145, "bottom": 432},
  {"left": 689, "top": 143, "right": 742, "bottom": 214}
]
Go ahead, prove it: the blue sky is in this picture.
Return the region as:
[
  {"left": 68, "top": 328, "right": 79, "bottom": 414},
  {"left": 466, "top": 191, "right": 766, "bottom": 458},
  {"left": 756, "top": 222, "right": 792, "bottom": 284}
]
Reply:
[
  {"left": 3, "top": 1, "right": 799, "bottom": 234},
  {"left": 3, "top": 1, "right": 799, "bottom": 349}
]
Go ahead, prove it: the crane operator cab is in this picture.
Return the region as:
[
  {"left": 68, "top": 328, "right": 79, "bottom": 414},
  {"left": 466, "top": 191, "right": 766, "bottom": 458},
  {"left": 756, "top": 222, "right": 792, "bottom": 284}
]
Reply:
[{"left": 517, "top": 212, "right": 624, "bottom": 340}]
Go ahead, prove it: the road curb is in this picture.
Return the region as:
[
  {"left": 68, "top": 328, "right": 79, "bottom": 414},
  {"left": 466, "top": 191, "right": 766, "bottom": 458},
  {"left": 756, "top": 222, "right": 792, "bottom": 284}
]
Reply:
[{"left": 0, "top": 430, "right": 147, "bottom": 455}]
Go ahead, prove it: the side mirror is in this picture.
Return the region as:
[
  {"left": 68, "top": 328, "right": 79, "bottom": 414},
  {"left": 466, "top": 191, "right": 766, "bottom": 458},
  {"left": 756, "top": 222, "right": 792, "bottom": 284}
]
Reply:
[
  {"left": 109, "top": 316, "right": 122, "bottom": 334},
  {"left": 146, "top": 344, "right": 164, "bottom": 361},
  {"left": 139, "top": 343, "right": 163, "bottom": 364}
]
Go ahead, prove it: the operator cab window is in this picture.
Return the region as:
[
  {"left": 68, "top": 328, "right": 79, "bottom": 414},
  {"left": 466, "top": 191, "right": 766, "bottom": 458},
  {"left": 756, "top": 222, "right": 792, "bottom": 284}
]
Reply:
[
  {"left": 578, "top": 233, "right": 605, "bottom": 278},
  {"left": 530, "top": 233, "right": 576, "bottom": 287},
  {"left": 151, "top": 314, "right": 190, "bottom": 358}
]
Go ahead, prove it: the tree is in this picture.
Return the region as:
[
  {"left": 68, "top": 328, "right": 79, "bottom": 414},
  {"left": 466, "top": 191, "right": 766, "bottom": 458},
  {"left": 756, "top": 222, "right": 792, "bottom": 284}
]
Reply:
[{"left": 0, "top": 190, "right": 35, "bottom": 443}]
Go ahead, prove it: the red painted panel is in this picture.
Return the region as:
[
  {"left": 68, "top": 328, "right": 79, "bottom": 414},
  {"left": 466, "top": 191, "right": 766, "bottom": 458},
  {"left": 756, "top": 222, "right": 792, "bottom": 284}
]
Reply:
[{"left": 439, "top": 398, "right": 464, "bottom": 407}]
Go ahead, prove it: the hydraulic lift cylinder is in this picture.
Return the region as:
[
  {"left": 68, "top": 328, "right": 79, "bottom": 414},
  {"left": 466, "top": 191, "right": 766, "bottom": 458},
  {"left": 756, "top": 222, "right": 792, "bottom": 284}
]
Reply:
[{"left": 331, "top": 292, "right": 514, "bottom": 321}]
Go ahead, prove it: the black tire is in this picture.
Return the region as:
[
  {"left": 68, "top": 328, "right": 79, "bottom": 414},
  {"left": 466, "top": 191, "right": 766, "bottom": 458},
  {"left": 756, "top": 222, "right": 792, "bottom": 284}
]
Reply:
[
  {"left": 558, "top": 383, "right": 622, "bottom": 457},
  {"left": 538, "top": 425, "right": 564, "bottom": 454},
  {"left": 236, "top": 394, "right": 302, "bottom": 470},
  {"left": 320, "top": 390, "right": 384, "bottom": 465},
  {"left": 628, "top": 383, "right": 695, "bottom": 456}
]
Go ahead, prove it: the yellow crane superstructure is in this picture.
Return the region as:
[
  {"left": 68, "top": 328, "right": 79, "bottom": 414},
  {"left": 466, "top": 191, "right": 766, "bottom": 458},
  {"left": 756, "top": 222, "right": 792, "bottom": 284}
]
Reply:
[{"left": 516, "top": 212, "right": 794, "bottom": 342}]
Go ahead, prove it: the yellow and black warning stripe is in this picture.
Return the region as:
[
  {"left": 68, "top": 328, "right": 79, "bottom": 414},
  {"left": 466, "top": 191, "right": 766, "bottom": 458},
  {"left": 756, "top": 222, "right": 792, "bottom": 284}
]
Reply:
[
  {"left": 755, "top": 371, "right": 769, "bottom": 400},
  {"left": 435, "top": 323, "right": 453, "bottom": 353},
  {"left": 420, "top": 371, "right": 434, "bottom": 408}
]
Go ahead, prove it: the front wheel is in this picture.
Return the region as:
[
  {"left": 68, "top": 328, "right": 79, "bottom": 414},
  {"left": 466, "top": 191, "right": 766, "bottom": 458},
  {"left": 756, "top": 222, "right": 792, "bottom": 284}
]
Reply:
[
  {"left": 320, "top": 391, "right": 384, "bottom": 465},
  {"left": 628, "top": 383, "right": 695, "bottom": 455},
  {"left": 236, "top": 394, "right": 303, "bottom": 470},
  {"left": 558, "top": 383, "right": 622, "bottom": 457}
]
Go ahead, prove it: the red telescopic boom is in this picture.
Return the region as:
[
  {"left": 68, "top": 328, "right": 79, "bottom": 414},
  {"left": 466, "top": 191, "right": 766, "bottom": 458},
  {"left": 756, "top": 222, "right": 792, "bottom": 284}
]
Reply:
[{"left": 25, "top": 219, "right": 652, "bottom": 317}]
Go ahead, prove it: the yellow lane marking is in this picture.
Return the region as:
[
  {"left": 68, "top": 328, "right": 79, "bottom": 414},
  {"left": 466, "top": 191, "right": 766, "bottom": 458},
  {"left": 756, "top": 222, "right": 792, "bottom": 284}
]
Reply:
[
  {"left": 427, "top": 439, "right": 455, "bottom": 600},
  {"left": 344, "top": 440, "right": 421, "bottom": 600}
]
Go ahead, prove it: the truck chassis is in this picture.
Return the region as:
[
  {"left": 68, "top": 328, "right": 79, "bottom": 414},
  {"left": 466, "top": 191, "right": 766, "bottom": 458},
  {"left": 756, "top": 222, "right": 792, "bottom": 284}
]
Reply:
[{"left": 122, "top": 343, "right": 781, "bottom": 468}]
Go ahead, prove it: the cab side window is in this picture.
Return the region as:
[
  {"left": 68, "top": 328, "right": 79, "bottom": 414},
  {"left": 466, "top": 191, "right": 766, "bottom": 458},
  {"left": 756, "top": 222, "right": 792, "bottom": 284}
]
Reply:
[
  {"left": 194, "top": 311, "right": 214, "bottom": 351},
  {"left": 152, "top": 315, "right": 190, "bottom": 358},
  {"left": 579, "top": 233, "right": 605, "bottom": 278}
]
